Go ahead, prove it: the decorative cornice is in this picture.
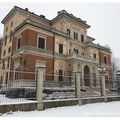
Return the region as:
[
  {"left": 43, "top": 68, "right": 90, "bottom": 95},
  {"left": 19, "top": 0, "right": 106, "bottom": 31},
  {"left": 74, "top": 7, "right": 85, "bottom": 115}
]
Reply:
[
  {"left": 1, "top": 6, "right": 50, "bottom": 24},
  {"left": 51, "top": 11, "right": 90, "bottom": 29},
  {"left": 13, "top": 18, "right": 68, "bottom": 38},
  {"left": 88, "top": 42, "right": 111, "bottom": 53}
]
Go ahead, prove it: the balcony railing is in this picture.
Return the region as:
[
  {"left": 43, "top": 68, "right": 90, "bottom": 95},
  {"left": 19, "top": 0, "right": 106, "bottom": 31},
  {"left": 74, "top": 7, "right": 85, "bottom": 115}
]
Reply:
[{"left": 67, "top": 53, "right": 99, "bottom": 63}]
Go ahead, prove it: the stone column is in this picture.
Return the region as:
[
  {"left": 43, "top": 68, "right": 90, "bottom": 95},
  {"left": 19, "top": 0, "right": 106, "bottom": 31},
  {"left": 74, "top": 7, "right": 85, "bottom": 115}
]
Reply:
[
  {"left": 81, "top": 64, "right": 85, "bottom": 87},
  {"left": 35, "top": 61, "right": 46, "bottom": 110},
  {"left": 72, "top": 62, "right": 77, "bottom": 83},
  {"left": 101, "top": 75, "right": 107, "bottom": 102},
  {"left": 2, "top": 68, "right": 6, "bottom": 86},
  {"left": 96, "top": 67, "right": 100, "bottom": 87},
  {"left": 90, "top": 66, "right": 93, "bottom": 88},
  {"left": 75, "top": 72, "right": 82, "bottom": 105}
]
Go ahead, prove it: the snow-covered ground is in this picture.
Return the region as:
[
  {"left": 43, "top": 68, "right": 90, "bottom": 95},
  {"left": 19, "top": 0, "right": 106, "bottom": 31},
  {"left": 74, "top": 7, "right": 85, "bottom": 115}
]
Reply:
[{"left": 2, "top": 101, "right": 120, "bottom": 117}]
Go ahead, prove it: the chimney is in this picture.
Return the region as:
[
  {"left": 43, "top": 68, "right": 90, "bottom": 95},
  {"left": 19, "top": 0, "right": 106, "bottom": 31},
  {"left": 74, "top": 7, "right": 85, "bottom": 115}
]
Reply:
[
  {"left": 57, "top": 11, "right": 60, "bottom": 15},
  {"left": 25, "top": 8, "right": 28, "bottom": 11},
  {"left": 40, "top": 15, "right": 45, "bottom": 19}
]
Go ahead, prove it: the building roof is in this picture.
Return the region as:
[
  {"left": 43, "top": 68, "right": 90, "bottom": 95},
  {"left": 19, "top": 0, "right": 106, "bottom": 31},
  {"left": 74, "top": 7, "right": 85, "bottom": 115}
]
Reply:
[
  {"left": 89, "top": 42, "right": 111, "bottom": 53},
  {"left": 1, "top": 6, "right": 91, "bottom": 29},
  {"left": 1, "top": 6, "right": 50, "bottom": 24},
  {"left": 51, "top": 10, "right": 90, "bottom": 28},
  {"left": 13, "top": 18, "right": 68, "bottom": 38}
]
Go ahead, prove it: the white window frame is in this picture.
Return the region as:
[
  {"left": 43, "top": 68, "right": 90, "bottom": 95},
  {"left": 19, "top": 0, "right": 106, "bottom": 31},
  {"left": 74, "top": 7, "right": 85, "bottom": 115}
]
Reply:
[
  {"left": 16, "top": 36, "right": 22, "bottom": 50},
  {"left": 37, "top": 35, "right": 46, "bottom": 50}
]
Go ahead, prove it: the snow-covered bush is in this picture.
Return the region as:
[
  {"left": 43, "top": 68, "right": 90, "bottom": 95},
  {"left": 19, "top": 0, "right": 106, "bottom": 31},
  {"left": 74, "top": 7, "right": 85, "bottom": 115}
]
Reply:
[
  {"left": 43, "top": 89, "right": 53, "bottom": 94},
  {"left": 24, "top": 88, "right": 36, "bottom": 98},
  {"left": 0, "top": 87, "right": 8, "bottom": 94},
  {"left": 6, "top": 88, "right": 25, "bottom": 98}
]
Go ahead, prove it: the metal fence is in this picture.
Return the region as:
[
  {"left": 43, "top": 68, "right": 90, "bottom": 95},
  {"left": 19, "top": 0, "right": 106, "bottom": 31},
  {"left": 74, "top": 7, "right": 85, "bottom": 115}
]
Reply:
[
  {"left": 43, "top": 73, "right": 76, "bottom": 100},
  {"left": 0, "top": 70, "right": 37, "bottom": 105},
  {"left": 80, "top": 76, "right": 102, "bottom": 98},
  {"left": 0, "top": 69, "right": 119, "bottom": 105},
  {"left": 105, "top": 77, "right": 120, "bottom": 96}
]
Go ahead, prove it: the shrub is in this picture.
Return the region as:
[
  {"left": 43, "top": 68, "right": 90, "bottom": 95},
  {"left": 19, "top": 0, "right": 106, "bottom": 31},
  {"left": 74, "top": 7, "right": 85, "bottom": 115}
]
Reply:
[
  {"left": 0, "top": 88, "right": 8, "bottom": 94},
  {"left": 6, "top": 88, "right": 25, "bottom": 98},
  {"left": 24, "top": 88, "right": 36, "bottom": 98},
  {"left": 43, "top": 89, "right": 53, "bottom": 94}
]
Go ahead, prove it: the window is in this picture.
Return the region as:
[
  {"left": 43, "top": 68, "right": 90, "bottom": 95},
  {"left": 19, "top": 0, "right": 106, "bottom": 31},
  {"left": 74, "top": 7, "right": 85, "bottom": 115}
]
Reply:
[
  {"left": 8, "top": 47, "right": 11, "bottom": 53},
  {"left": 67, "top": 29, "right": 70, "bottom": 37},
  {"left": 15, "top": 67, "right": 20, "bottom": 80},
  {"left": 6, "top": 26, "right": 8, "bottom": 32},
  {"left": 38, "top": 37, "right": 45, "bottom": 49},
  {"left": 73, "top": 32, "right": 78, "bottom": 40},
  {"left": 10, "top": 31, "right": 12, "bottom": 42},
  {"left": 59, "top": 44, "right": 63, "bottom": 54},
  {"left": 93, "top": 53, "right": 96, "bottom": 59},
  {"left": 7, "top": 57, "right": 10, "bottom": 68},
  {"left": 17, "top": 37, "right": 21, "bottom": 49},
  {"left": 105, "top": 76, "right": 109, "bottom": 84},
  {"left": 69, "top": 49, "right": 71, "bottom": 54},
  {"left": 68, "top": 64, "right": 71, "bottom": 67},
  {"left": 76, "top": 49, "right": 78, "bottom": 54},
  {"left": 74, "top": 48, "right": 78, "bottom": 54},
  {"left": 58, "top": 69, "right": 63, "bottom": 81},
  {"left": 3, "top": 50, "right": 6, "bottom": 56},
  {"left": 104, "top": 56, "right": 107, "bottom": 64},
  {"left": 11, "top": 21, "right": 13, "bottom": 27},
  {"left": 81, "top": 35, "right": 84, "bottom": 42},
  {"left": 4, "top": 35, "right": 7, "bottom": 45}
]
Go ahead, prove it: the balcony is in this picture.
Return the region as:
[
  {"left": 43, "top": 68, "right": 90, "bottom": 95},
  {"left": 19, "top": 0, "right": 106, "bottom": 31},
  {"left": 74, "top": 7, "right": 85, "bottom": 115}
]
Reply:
[
  {"left": 12, "top": 45, "right": 54, "bottom": 58},
  {"left": 67, "top": 53, "right": 99, "bottom": 64}
]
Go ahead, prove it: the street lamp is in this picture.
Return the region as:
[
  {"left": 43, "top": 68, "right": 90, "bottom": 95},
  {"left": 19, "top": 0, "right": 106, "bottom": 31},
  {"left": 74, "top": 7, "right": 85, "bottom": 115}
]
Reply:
[{"left": 98, "top": 67, "right": 106, "bottom": 75}]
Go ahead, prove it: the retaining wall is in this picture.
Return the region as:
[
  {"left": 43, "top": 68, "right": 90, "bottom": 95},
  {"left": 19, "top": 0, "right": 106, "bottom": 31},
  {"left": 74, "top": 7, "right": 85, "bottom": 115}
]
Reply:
[{"left": 0, "top": 96, "right": 120, "bottom": 114}]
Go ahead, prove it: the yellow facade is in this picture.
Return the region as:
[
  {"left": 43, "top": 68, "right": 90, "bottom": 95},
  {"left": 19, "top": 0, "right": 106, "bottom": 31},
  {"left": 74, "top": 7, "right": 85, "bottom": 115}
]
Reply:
[
  {"left": 55, "top": 35, "right": 68, "bottom": 55},
  {"left": 2, "top": 12, "right": 26, "bottom": 61},
  {"left": 0, "top": 6, "right": 112, "bottom": 86}
]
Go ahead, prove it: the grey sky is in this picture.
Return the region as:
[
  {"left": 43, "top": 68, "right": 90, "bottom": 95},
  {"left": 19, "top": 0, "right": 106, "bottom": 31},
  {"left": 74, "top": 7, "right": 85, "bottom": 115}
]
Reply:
[{"left": 0, "top": 3, "right": 120, "bottom": 59}]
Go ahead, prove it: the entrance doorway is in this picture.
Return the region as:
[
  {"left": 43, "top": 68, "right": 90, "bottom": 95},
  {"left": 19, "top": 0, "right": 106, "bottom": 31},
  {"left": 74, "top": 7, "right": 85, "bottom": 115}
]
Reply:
[
  {"left": 58, "top": 69, "right": 63, "bottom": 82},
  {"left": 84, "top": 65, "right": 90, "bottom": 86}
]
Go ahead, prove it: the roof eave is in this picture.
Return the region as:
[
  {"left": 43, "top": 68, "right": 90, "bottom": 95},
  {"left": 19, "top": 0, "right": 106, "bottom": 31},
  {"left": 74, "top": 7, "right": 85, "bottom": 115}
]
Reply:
[
  {"left": 1, "top": 6, "right": 16, "bottom": 24},
  {"left": 1, "top": 6, "right": 50, "bottom": 24},
  {"left": 51, "top": 13, "right": 91, "bottom": 29}
]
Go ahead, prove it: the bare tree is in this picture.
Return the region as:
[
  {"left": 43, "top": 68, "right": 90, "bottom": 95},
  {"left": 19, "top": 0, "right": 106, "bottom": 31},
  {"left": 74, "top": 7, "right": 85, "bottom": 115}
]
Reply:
[{"left": 112, "top": 56, "right": 120, "bottom": 88}]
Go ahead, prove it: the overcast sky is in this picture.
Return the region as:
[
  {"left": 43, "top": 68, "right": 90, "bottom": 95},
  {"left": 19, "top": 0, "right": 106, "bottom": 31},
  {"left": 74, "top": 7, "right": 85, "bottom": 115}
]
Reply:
[{"left": 0, "top": 3, "right": 120, "bottom": 59}]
